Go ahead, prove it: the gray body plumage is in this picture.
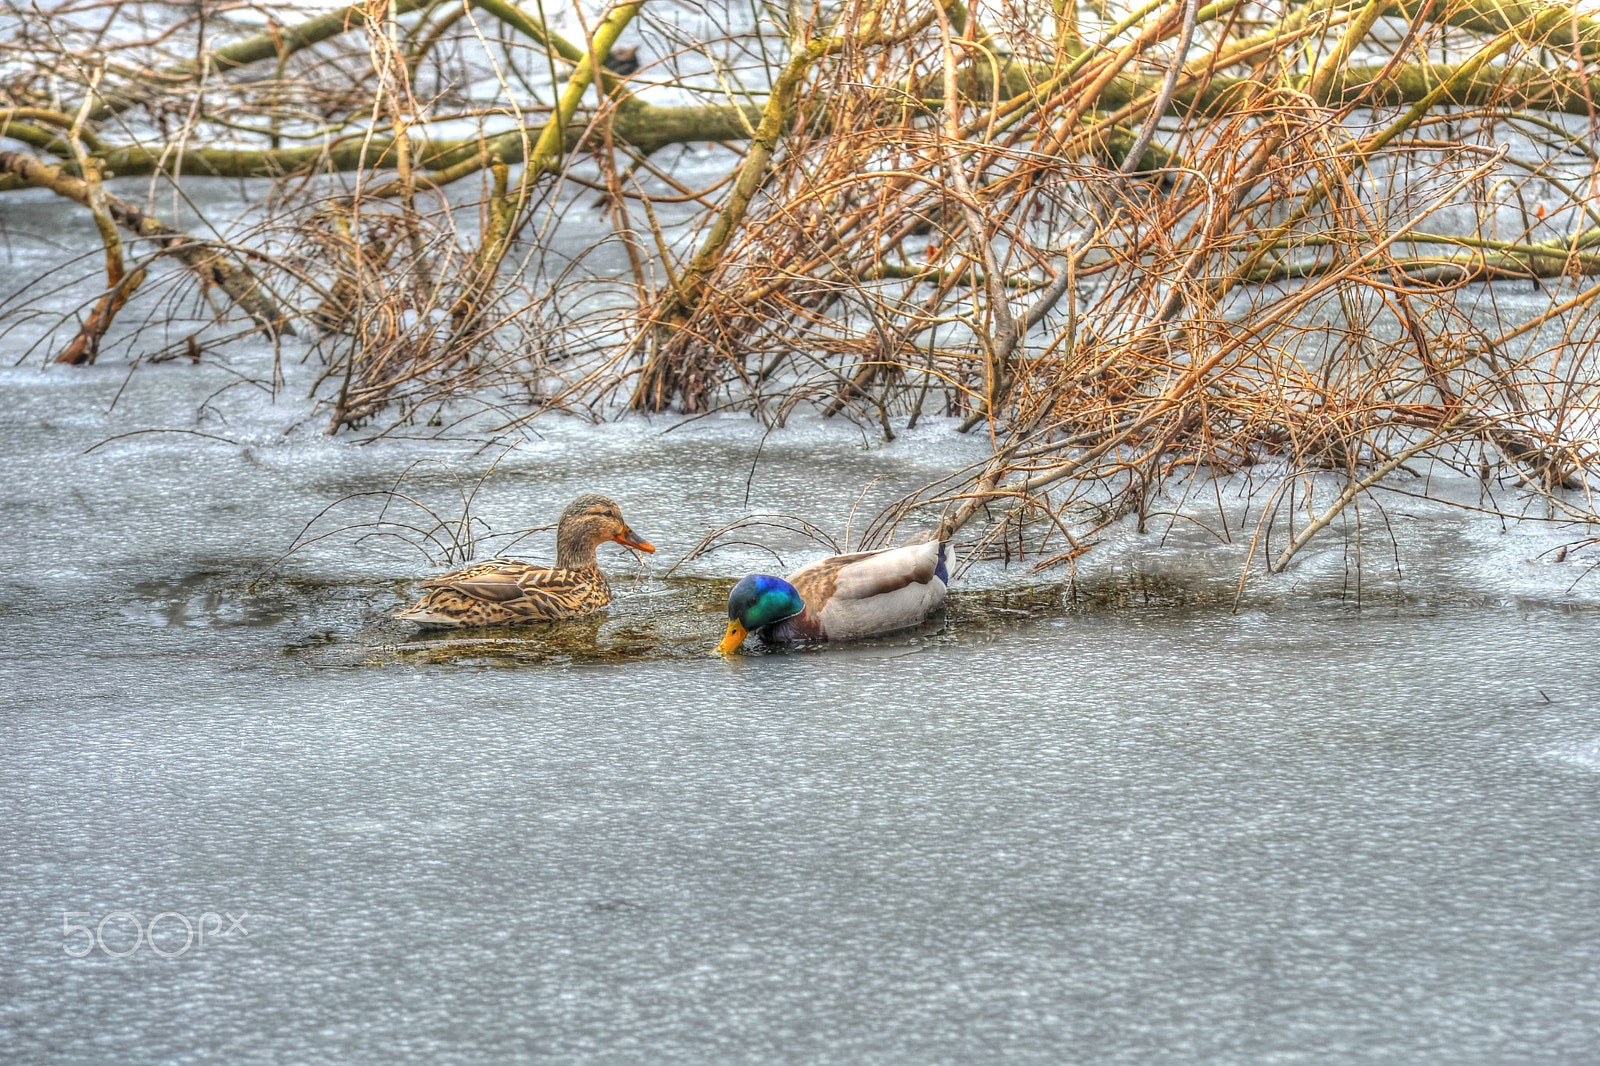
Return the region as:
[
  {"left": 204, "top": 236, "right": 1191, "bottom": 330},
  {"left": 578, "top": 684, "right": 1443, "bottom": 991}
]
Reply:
[{"left": 766, "top": 538, "right": 949, "bottom": 643}]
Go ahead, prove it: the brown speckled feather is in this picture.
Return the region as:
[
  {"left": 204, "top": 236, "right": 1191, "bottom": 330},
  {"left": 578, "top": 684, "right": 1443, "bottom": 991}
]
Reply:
[
  {"left": 400, "top": 559, "right": 610, "bottom": 627},
  {"left": 398, "top": 558, "right": 612, "bottom": 628},
  {"left": 397, "top": 495, "right": 653, "bottom": 630}
]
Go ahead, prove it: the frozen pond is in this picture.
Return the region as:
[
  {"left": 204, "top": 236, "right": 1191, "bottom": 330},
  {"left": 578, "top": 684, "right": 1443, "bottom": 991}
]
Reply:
[
  {"left": 5, "top": 0, "right": 1600, "bottom": 1054},
  {"left": 2, "top": 340, "right": 1600, "bottom": 1063}
]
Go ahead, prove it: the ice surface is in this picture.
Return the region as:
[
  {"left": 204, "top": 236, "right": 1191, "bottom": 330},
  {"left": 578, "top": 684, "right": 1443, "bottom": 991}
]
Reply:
[
  {"left": 5, "top": 12, "right": 1600, "bottom": 1054},
  {"left": 3, "top": 327, "right": 1600, "bottom": 1064}
]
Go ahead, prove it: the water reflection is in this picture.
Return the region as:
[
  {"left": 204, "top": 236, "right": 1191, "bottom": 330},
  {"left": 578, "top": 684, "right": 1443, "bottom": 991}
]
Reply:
[{"left": 124, "top": 571, "right": 294, "bottom": 628}]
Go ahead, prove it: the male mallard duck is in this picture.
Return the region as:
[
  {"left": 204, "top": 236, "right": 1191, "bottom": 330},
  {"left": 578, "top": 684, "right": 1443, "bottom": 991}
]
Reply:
[
  {"left": 398, "top": 495, "right": 654, "bottom": 628},
  {"left": 715, "top": 536, "right": 950, "bottom": 654}
]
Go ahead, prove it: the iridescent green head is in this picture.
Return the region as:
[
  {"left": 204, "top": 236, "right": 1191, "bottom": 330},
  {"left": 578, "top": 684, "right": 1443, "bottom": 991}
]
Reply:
[{"left": 715, "top": 575, "right": 804, "bottom": 655}]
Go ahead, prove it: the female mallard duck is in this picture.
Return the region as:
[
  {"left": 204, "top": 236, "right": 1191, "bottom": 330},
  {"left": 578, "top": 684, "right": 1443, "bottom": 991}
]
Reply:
[
  {"left": 715, "top": 536, "right": 950, "bottom": 655},
  {"left": 398, "top": 495, "right": 654, "bottom": 628}
]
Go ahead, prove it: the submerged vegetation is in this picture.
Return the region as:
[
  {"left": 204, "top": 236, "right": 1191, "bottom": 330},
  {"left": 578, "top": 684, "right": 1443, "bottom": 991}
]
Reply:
[{"left": 7, "top": 0, "right": 1600, "bottom": 573}]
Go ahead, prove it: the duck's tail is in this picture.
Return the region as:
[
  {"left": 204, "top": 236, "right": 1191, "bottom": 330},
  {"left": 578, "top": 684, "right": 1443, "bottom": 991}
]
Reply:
[
  {"left": 395, "top": 599, "right": 465, "bottom": 629},
  {"left": 901, "top": 529, "right": 952, "bottom": 586}
]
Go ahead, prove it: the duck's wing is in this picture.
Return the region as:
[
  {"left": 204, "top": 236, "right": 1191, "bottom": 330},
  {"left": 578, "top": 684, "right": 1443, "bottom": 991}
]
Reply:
[
  {"left": 417, "top": 559, "right": 538, "bottom": 601},
  {"left": 400, "top": 560, "right": 610, "bottom": 627},
  {"left": 830, "top": 540, "right": 946, "bottom": 599},
  {"left": 786, "top": 540, "right": 948, "bottom": 641}
]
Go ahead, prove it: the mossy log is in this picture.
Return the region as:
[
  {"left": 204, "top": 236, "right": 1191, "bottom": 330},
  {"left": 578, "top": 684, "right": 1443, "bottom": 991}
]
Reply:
[{"left": 5, "top": 53, "right": 1596, "bottom": 194}]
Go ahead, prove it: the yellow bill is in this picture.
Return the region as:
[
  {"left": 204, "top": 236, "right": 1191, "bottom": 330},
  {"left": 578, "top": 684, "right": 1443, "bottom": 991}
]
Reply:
[{"left": 714, "top": 619, "right": 748, "bottom": 656}]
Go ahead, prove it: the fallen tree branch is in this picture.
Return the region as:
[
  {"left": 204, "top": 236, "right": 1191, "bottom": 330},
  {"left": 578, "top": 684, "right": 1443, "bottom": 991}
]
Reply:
[
  {"left": 86, "top": 0, "right": 620, "bottom": 121},
  {"left": 0, "top": 151, "right": 292, "bottom": 336},
  {"left": 1271, "top": 419, "right": 1466, "bottom": 572}
]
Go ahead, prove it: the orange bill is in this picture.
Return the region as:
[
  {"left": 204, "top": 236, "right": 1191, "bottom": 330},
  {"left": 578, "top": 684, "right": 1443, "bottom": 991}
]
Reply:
[
  {"left": 614, "top": 530, "right": 656, "bottom": 553},
  {"left": 714, "top": 620, "right": 748, "bottom": 656}
]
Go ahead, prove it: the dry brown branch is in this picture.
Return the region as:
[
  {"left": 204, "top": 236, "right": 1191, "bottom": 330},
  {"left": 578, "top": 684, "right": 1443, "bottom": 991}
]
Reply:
[
  {"left": 6, "top": 0, "right": 1600, "bottom": 572},
  {"left": 0, "top": 149, "right": 290, "bottom": 336}
]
